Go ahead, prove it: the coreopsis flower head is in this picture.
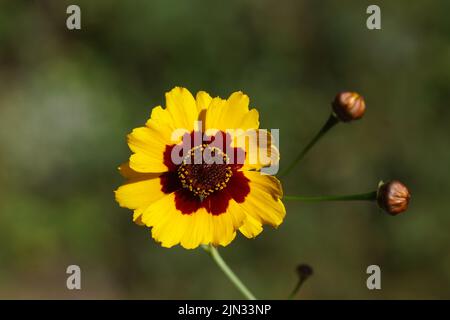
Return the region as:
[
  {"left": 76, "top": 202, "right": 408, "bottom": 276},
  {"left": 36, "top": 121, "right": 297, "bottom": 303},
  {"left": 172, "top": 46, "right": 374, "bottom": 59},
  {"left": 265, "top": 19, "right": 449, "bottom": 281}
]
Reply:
[
  {"left": 332, "top": 92, "right": 366, "bottom": 122},
  {"left": 377, "top": 180, "right": 411, "bottom": 215},
  {"left": 115, "top": 87, "right": 285, "bottom": 249}
]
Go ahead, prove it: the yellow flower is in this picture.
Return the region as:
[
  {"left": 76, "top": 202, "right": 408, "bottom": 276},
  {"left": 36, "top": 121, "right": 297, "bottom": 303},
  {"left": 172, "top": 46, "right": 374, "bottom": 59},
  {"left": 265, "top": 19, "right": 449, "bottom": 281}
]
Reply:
[{"left": 114, "top": 87, "right": 285, "bottom": 249}]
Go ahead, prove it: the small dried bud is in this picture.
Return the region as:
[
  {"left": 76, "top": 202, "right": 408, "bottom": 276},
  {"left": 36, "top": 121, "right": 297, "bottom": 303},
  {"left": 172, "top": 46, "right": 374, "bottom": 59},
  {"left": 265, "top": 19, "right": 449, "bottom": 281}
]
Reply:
[
  {"left": 377, "top": 180, "right": 411, "bottom": 215},
  {"left": 332, "top": 92, "right": 366, "bottom": 122},
  {"left": 296, "top": 264, "right": 313, "bottom": 281}
]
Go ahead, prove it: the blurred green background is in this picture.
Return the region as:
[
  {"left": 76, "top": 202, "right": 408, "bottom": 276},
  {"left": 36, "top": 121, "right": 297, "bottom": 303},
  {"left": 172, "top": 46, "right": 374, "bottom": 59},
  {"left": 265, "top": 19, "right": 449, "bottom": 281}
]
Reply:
[{"left": 0, "top": 0, "right": 449, "bottom": 299}]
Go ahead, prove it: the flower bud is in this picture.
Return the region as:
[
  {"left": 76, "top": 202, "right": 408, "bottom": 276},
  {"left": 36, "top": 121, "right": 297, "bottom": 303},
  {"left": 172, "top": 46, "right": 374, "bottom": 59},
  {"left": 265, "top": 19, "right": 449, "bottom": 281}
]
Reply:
[
  {"left": 377, "top": 180, "right": 411, "bottom": 215},
  {"left": 332, "top": 92, "right": 366, "bottom": 122},
  {"left": 296, "top": 264, "right": 313, "bottom": 281}
]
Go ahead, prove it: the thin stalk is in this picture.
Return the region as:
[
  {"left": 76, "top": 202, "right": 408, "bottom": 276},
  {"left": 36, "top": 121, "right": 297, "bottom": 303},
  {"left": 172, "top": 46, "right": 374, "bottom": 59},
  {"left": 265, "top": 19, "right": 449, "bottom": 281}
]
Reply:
[
  {"left": 203, "top": 245, "right": 257, "bottom": 300},
  {"left": 288, "top": 280, "right": 304, "bottom": 300},
  {"left": 280, "top": 114, "right": 339, "bottom": 178},
  {"left": 284, "top": 191, "right": 377, "bottom": 202}
]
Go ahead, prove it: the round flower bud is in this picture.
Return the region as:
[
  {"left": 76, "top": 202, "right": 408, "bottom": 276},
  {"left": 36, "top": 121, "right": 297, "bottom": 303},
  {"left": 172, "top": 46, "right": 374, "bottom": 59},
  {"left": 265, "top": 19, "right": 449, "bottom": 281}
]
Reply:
[
  {"left": 332, "top": 92, "right": 366, "bottom": 122},
  {"left": 296, "top": 264, "right": 313, "bottom": 281},
  {"left": 377, "top": 180, "right": 411, "bottom": 215}
]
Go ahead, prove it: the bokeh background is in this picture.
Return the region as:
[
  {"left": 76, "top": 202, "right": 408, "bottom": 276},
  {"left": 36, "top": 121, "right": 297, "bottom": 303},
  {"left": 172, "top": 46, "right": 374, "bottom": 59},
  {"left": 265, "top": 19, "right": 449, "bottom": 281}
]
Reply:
[{"left": 1, "top": 0, "right": 449, "bottom": 299}]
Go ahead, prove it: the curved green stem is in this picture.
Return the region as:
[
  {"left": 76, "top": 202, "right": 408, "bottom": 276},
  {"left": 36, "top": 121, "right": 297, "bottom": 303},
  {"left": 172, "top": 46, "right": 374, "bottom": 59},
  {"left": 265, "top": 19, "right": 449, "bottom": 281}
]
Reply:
[
  {"left": 284, "top": 191, "right": 377, "bottom": 202},
  {"left": 203, "top": 245, "right": 257, "bottom": 300},
  {"left": 280, "top": 114, "right": 339, "bottom": 178},
  {"left": 288, "top": 279, "right": 304, "bottom": 300}
]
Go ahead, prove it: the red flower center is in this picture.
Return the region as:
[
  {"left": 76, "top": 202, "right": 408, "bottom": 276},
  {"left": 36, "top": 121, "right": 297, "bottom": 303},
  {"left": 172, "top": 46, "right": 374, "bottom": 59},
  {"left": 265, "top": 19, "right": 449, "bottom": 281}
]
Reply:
[
  {"left": 178, "top": 145, "right": 233, "bottom": 200},
  {"left": 161, "top": 131, "right": 250, "bottom": 215}
]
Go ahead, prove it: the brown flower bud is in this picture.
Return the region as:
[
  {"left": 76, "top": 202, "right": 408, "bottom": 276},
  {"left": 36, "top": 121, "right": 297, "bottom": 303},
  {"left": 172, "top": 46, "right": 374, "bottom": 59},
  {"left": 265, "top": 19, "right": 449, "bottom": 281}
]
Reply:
[
  {"left": 296, "top": 264, "right": 313, "bottom": 281},
  {"left": 377, "top": 180, "right": 411, "bottom": 215},
  {"left": 332, "top": 92, "right": 366, "bottom": 122}
]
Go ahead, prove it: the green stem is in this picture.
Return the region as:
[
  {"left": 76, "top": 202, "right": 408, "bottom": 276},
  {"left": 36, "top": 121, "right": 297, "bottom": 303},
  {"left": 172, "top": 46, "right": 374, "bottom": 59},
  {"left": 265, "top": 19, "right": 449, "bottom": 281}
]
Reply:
[
  {"left": 280, "top": 114, "right": 339, "bottom": 178},
  {"left": 203, "top": 245, "right": 257, "bottom": 300},
  {"left": 288, "top": 280, "right": 303, "bottom": 300},
  {"left": 284, "top": 191, "right": 377, "bottom": 202}
]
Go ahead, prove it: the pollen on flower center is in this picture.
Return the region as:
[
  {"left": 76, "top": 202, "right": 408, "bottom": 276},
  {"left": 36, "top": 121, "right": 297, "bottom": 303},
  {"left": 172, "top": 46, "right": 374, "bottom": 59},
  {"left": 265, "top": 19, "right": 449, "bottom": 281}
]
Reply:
[{"left": 177, "top": 144, "right": 233, "bottom": 200}]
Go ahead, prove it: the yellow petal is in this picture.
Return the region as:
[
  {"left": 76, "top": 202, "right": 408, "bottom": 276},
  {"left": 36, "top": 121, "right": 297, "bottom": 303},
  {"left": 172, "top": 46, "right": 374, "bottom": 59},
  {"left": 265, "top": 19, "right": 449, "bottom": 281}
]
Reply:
[
  {"left": 145, "top": 106, "right": 179, "bottom": 141},
  {"left": 165, "top": 87, "right": 199, "bottom": 131},
  {"left": 239, "top": 214, "right": 263, "bottom": 239},
  {"left": 180, "top": 199, "right": 245, "bottom": 249},
  {"left": 114, "top": 175, "right": 164, "bottom": 210},
  {"left": 138, "top": 191, "right": 246, "bottom": 249},
  {"left": 118, "top": 162, "right": 158, "bottom": 179},
  {"left": 180, "top": 208, "right": 212, "bottom": 249},
  {"left": 211, "top": 213, "right": 237, "bottom": 247},
  {"left": 133, "top": 207, "right": 146, "bottom": 226},
  {"left": 239, "top": 109, "right": 259, "bottom": 131},
  {"left": 204, "top": 97, "right": 228, "bottom": 131},
  {"left": 205, "top": 91, "right": 259, "bottom": 131},
  {"left": 238, "top": 171, "right": 285, "bottom": 227},
  {"left": 225, "top": 199, "right": 247, "bottom": 229},
  {"left": 195, "top": 91, "right": 212, "bottom": 113},
  {"left": 140, "top": 193, "right": 212, "bottom": 249},
  {"left": 140, "top": 193, "right": 189, "bottom": 248},
  {"left": 227, "top": 91, "right": 249, "bottom": 106},
  {"left": 127, "top": 126, "right": 170, "bottom": 173}
]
